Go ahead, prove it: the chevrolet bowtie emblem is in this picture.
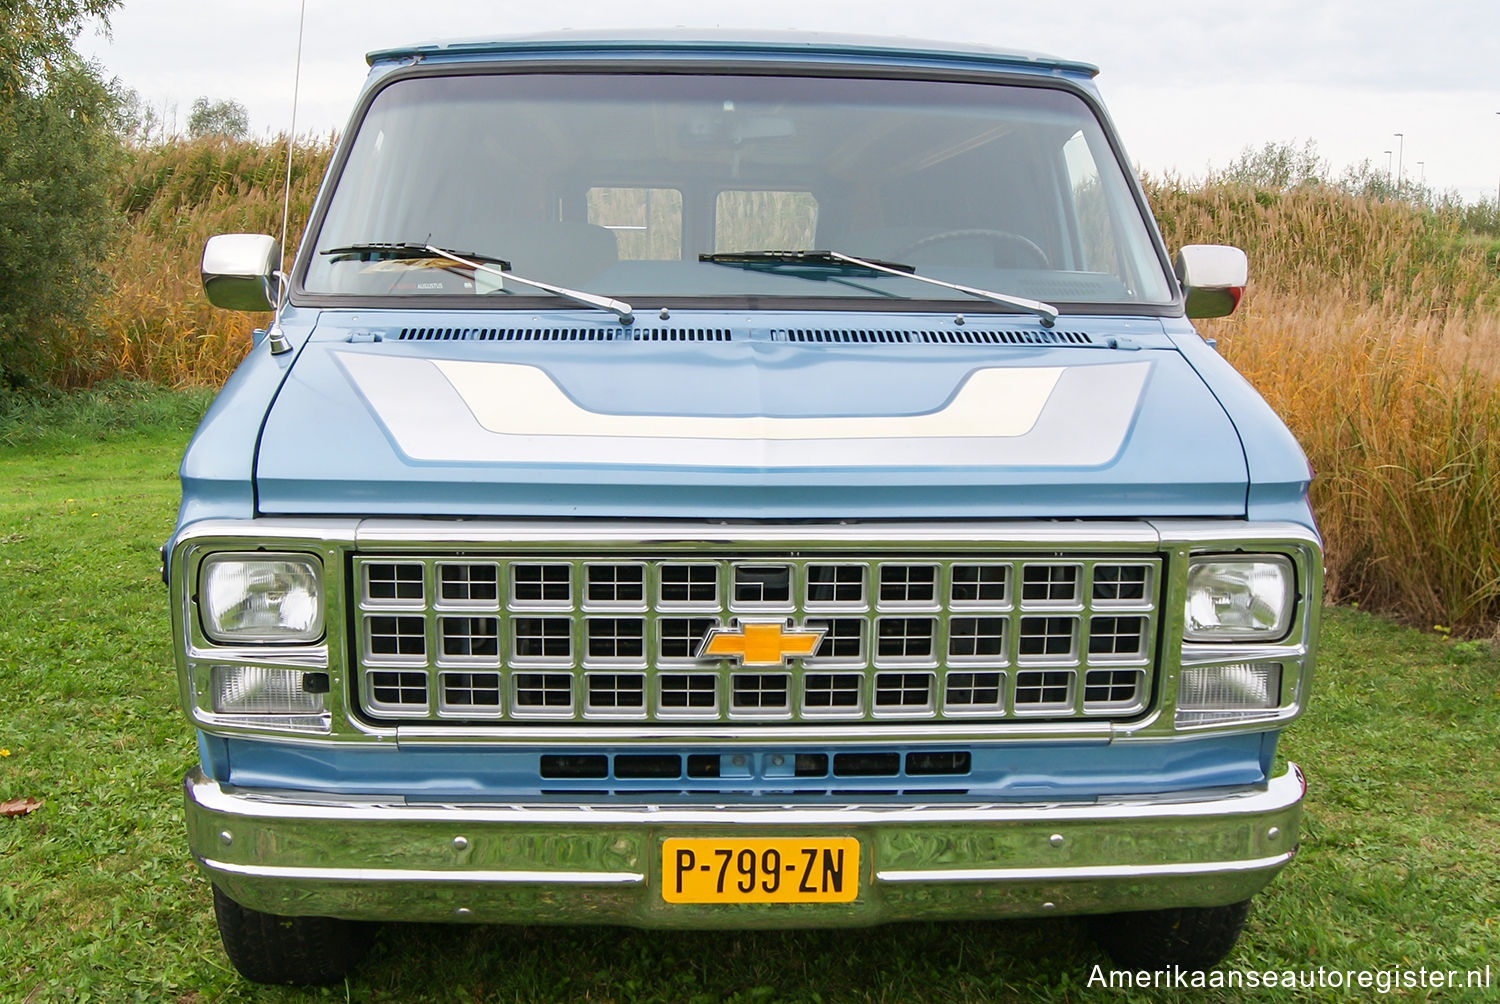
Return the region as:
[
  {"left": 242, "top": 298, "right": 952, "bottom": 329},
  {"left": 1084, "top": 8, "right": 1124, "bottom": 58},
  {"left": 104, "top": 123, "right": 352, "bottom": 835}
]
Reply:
[{"left": 700, "top": 621, "right": 826, "bottom": 667}]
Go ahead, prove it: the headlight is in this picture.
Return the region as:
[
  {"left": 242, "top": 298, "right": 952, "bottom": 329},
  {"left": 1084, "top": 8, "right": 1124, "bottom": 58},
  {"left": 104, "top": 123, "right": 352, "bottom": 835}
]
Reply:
[
  {"left": 1184, "top": 556, "right": 1294, "bottom": 642},
  {"left": 200, "top": 554, "right": 323, "bottom": 643}
]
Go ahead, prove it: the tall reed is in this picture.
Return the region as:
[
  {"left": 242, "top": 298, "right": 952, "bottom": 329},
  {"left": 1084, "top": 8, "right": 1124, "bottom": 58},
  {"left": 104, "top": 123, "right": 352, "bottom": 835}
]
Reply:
[{"left": 48, "top": 136, "right": 334, "bottom": 388}]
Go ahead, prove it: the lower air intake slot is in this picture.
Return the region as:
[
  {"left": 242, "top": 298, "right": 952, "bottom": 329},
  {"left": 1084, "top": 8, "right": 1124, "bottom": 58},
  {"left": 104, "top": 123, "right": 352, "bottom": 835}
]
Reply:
[
  {"left": 905, "top": 751, "right": 971, "bottom": 776},
  {"left": 539, "top": 754, "right": 608, "bottom": 779},
  {"left": 832, "top": 752, "right": 901, "bottom": 777},
  {"left": 614, "top": 754, "right": 683, "bottom": 779}
]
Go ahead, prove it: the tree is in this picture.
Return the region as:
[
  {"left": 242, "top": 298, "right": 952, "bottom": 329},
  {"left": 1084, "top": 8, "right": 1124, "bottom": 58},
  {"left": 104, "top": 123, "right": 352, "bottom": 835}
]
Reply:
[
  {"left": 187, "top": 97, "right": 249, "bottom": 140},
  {"left": 0, "top": 0, "right": 122, "bottom": 388}
]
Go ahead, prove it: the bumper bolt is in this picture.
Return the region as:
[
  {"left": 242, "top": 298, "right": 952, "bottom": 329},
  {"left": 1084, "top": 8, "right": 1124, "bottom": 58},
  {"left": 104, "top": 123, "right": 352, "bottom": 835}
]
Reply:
[
  {"left": 455, "top": 907, "right": 472, "bottom": 918},
  {"left": 1267, "top": 827, "right": 1280, "bottom": 841},
  {"left": 1049, "top": 834, "right": 1065, "bottom": 848},
  {"left": 1041, "top": 901, "right": 1055, "bottom": 911},
  {"left": 219, "top": 830, "right": 233, "bottom": 846},
  {"left": 453, "top": 836, "right": 469, "bottom": 851}
]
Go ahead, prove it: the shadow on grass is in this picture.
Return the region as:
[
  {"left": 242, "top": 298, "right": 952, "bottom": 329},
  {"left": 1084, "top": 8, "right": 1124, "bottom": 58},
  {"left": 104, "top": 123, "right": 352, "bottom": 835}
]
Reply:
[{"left": 353, "top": 918, "right": 1096, "bottom": 1002}]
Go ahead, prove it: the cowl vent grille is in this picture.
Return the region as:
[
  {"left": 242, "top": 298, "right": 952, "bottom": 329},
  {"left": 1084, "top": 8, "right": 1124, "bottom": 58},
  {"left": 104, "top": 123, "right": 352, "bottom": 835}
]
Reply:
[
  {"left": 630, "top": 328, "right": 733, "bottom": 342},
  {"left": 396, "top": 327, "right": 735, "bottom": 342},
  {"left": 398, "top": 327, "right": 616, "bottom": 342},
  {"left": 784, "top": 329, "right": 1096, "bottom": 346}
]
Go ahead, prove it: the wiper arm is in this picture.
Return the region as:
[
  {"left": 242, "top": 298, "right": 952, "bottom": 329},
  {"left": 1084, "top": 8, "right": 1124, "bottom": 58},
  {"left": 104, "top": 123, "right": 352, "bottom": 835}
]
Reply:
[
  {"left": 320, "top": 242, "right": 512, "bottom": 269},
  {"left": 422, "top": 245, "right": 634, "bottom": 324},
  {"left": 701, "top": 249, "right": 1059, "bottom": 327},
  {"left": 826, "top": 251, "right": 1058, "bottom": 327},
  {"left": 699, "top": 250, "right": 916, "bottom": 274}
]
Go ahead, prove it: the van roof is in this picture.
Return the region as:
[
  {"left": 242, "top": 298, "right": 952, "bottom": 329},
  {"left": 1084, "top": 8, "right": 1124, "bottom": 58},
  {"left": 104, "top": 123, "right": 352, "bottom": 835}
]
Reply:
[{"left": 366, "top": 29, "right": 1099, "bottom": 78}]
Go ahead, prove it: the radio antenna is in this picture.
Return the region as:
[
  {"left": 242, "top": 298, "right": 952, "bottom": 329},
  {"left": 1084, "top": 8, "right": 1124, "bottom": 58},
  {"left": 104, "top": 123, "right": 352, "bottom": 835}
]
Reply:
[{"left": 277, "top": 0, "right": 309, "bottom": 306}]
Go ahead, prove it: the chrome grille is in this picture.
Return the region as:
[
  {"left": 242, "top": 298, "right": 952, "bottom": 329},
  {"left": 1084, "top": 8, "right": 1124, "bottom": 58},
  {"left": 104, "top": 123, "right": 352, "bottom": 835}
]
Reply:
[{"left": 352, "top": 554, "right": 1159, "bottom": 723}]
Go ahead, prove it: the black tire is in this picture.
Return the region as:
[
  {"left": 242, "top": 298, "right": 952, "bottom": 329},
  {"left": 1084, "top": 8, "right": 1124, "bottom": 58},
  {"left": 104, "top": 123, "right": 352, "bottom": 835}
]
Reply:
[
  {"left": 1089, "top": 899, "right": 1252, "bottom": 971},
  {"left": 212, "top": 884, "right": 372, "bottom": 985}
]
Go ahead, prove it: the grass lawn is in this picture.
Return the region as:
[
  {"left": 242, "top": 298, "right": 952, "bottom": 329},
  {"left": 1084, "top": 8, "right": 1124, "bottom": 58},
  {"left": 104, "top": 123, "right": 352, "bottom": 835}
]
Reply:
[{"left": 1, "top": 395, "right": 1496, "bottom": 1002}]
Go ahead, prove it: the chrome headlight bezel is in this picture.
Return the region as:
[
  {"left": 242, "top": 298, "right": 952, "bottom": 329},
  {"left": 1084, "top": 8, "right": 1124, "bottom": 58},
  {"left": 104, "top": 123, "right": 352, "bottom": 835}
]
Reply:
[
  {"left": 198, "top": 552, "right": 325, "bottom": 644},
  {"left": 1182, "top": 554, "right": 1296, "bottom": 643}
]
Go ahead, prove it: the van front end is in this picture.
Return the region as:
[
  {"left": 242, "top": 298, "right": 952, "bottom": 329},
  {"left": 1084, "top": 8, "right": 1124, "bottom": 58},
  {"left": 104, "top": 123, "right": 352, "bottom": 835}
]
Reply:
[{"left": 175, "top": 32, "right": 1320, "bottom": 984}]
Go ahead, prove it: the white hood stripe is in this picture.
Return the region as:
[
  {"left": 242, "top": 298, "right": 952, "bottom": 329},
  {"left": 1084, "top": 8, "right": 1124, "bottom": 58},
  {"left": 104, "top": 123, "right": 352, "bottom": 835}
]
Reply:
[
  {"left": 432, "top": 360, "right": 1061, "bottom": 440},
  {"left": 335, "top": 353, "right": 1152, "bottom": 469}
]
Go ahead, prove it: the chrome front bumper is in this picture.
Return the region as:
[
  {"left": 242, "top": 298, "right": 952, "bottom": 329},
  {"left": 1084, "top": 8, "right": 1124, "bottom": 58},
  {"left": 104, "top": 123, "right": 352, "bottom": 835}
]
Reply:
[{"left": 186, "top": 764, "right": 1304, "bottom": 926}]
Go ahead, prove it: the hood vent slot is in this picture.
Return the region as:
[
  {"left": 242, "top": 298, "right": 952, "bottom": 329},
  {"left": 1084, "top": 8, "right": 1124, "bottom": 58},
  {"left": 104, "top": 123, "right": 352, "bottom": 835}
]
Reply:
[
  {"left": 785, "top": 329, "right": 914, "bottom": 343},
  {"left": 784, "top": 328, "right": 1096, "bottom": 346},
  {"left": 398, "top": 327, "right": 615, "bottom": 342},
  {"left": 629, "top": 327, "right": 733, "bottom": 341},
  {"left": 396, "top": 327, "right": 734, "bottom": 342},
  {"left": 920, "top": 329, "right": 1096, "bottom": 345}
]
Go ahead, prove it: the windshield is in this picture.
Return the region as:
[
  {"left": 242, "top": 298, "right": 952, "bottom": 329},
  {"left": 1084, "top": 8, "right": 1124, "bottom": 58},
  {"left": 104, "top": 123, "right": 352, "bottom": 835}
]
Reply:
[{"left": 302, "top": 71, "right": 1174, "bottom": 307}]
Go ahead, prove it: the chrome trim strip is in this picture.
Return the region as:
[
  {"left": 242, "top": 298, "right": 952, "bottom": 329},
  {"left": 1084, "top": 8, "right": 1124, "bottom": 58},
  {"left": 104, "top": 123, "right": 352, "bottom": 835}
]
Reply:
[
  {"left": 198, "top": 858, "right": 645, "bottom": 885},
  {"left": 876, "top": 851, "right": 1295, "bottom": 884},
  {"left": 189, "top": 762, "right": 1303, "bottom": 825}
]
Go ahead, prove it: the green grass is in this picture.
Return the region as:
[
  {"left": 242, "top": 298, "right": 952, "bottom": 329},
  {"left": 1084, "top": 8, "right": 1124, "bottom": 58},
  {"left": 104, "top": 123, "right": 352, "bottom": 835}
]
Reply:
[{"left": 2, "top": 403, "right": 1497, "bottom": 1002}]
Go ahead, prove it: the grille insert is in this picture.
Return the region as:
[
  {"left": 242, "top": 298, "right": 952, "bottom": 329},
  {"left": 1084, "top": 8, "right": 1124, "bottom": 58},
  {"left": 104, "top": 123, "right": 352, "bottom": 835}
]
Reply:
[{"left": 352, "top": 553, "right": 1158, "bottom": 724}]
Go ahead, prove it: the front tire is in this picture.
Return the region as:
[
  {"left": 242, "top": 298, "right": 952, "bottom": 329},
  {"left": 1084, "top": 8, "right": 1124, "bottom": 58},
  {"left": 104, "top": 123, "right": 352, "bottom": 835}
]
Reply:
[
  {"left": 212, "top": 884, "right": 371, "bottom": 985},
  {"left": 1090, "top": 899, "right": 1252, "bottom": 971}
]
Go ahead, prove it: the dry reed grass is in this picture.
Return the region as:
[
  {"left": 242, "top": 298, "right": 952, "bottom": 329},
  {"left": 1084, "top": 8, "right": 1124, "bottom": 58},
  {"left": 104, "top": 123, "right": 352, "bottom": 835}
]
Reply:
[
  {"left": 1202, "top": 291, "right": 1500, "bottom": 634},
  {"left": 48, "top": 136, "right": 334, "bottom": 388},
  {"left": 41, "top": 140, "right": 1500, "bottom": 633}
]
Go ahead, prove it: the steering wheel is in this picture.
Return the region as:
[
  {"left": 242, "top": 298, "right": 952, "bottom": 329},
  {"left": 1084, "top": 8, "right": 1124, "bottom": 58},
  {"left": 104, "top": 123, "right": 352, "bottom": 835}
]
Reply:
[{"left": 895, "top": 229, "right": 1050, "bottom": 269}]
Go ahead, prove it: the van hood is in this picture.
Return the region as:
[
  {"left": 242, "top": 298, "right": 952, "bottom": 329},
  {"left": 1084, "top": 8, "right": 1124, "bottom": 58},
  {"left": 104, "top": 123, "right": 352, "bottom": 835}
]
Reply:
[{"left": 252, "top": 312, "right": 1248, "bottom": 519}]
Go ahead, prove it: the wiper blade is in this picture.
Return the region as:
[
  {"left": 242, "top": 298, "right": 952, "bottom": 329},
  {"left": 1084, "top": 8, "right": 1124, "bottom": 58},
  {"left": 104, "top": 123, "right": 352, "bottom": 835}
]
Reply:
[
  {"left": 702, "top": 248, "right": 1059, "bottom": 327},
  {"left": 699, "top": 249, "right": 916, "bottom": 274},
  {"left": 320, "top": 242, "right": 512, "bottom": 270},
  {"left": 422, "top": 245, "right": 634, "bottom": 324}
]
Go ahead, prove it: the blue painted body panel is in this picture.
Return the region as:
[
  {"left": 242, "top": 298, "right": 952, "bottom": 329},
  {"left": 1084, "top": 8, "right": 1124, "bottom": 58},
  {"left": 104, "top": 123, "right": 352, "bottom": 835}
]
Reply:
[
  {"left": 200, "top": 732, "right": 1276, "bottom": 802},
  {"left": 246, "top": 310, "right": 1251, "bottom": 520},
  {"left": 1163, "top": 318, "right": 1315, "bottom": 529},
  {"left": 175, "top": 306, "right": 318, "bottom": 527}
]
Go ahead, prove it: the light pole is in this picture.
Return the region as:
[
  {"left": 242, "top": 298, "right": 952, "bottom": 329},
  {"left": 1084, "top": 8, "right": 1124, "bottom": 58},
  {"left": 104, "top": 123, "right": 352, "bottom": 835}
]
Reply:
[
  {"left": 1384, "top": 150, "right": 1392, "bottom": 179},
  {"left": 1394, "top": 132, "right": 1404, "bottom": 190}
]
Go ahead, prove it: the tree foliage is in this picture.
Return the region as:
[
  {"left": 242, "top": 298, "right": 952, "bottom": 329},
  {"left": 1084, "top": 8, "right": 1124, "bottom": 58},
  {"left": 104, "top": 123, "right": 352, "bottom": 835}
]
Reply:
[
  {"left": 0, "top": 0, "right": 123, "bottom": 388},
  {"left": 187, "top": 96, "right": 248, "bottom": 140}
]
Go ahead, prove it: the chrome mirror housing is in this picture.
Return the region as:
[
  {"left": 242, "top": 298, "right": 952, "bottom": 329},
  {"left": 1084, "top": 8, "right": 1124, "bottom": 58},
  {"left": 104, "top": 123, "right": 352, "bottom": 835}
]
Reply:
[
  {"left": 202, "top": 234, "right": 282, "bottom": 312},
  {"left": 1175, "top": 244, "right": 1248, "bottom": 319}
]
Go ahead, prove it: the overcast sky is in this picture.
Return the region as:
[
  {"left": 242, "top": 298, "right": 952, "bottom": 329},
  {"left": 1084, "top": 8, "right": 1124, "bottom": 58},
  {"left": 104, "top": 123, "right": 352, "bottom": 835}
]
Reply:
[{"left": 76, "top": 0, "right": 1500, "bottom": 203}]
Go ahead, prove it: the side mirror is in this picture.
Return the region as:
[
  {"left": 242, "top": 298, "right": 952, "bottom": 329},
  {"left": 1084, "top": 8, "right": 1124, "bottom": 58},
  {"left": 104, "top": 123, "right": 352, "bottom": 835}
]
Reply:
[
  {"left": 1175, "top": 244, "right": 1247, "bottom": 319},
  {"left": 202, "top": 234, "right": 282, "bottom": 312}
]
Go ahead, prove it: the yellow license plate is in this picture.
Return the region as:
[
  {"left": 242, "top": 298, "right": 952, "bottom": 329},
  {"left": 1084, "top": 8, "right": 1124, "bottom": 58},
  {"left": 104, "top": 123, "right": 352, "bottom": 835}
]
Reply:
[{"left": 661, "top": 837, "right": 859, "bottom": 904}]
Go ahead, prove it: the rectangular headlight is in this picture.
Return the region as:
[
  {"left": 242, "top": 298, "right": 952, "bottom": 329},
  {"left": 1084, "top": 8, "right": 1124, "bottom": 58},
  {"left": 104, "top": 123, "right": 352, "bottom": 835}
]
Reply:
[
  {"left": 1184, "top": 555, "right": 1294, "bottom": 642},
  {"left": 210, "top": 665, "right": 325, "bottom": 714},
  {"left": 200, "top": 553, "right": 323, "bottom": 643}
]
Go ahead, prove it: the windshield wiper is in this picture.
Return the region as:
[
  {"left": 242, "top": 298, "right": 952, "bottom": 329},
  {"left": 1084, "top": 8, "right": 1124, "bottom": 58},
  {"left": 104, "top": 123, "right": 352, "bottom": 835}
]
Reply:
[
  {"left": 699, "top": 250, "right": 916, "bottom": 274},
  {"left": 421, "top": 245, "right": 634, "bottom": 324},
  {"left": 319, "top": 241, "right": 634, "bottom": 323},
  {"left": 320, "top": 242, "right": 512, "bottom": 269},
  {"left": 702, "top": 249, "right": 1059, "bottom": 327}
]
